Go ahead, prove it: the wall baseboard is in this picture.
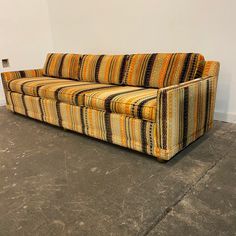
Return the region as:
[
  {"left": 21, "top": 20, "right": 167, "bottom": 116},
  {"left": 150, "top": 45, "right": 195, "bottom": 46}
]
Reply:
[{"left": 214, "top": 111, "right": 236, "bottom": 123}]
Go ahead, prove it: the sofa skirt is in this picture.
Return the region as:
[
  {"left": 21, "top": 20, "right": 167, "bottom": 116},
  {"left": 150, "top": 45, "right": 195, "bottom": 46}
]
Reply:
[{"left": 5, "top": 91, "right": 165, "bottom": 159}]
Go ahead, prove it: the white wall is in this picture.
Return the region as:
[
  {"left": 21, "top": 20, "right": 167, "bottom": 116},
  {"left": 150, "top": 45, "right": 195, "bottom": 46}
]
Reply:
[
  {"left": 47, "top": 0, "right": 236, "bottom": 123},
  {"left": 1, "top": 0, "right": 235, "bottom": 123},
  {"left": 0, "top": 0, "right": 53, "bottom": 105}
]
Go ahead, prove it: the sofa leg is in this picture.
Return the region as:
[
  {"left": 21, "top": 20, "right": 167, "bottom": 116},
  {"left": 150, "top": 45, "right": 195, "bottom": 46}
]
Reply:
[{"left": 156, "top": 157, "right": 168, "bottom": 163}]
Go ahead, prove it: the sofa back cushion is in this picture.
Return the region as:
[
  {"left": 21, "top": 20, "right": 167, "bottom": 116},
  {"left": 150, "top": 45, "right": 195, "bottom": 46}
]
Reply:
[
  {"left": 43, "top": 53, "right": 81, "bottom": 80},
  {"left": 79, "top": 55, "right": 127, "bottom": 84},
  {"left": 123, "top": 53, "right": 205, "bottom": 88}
]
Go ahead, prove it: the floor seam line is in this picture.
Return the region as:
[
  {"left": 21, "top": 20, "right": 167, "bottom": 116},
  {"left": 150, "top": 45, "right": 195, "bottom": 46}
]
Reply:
[{"left": 141, "top": 153, "right": 229, "bottom": 236}]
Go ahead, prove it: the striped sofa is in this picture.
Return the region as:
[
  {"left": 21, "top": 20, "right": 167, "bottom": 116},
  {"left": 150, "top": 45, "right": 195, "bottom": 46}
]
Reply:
[{"left": 1, "top": 53, "right": 220, "bottom": 161}]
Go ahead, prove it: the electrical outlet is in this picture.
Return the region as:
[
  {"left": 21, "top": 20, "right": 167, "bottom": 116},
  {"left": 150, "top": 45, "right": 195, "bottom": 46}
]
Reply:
[{"left": 2, "top": 59, "right": 10, "bottom": 68}]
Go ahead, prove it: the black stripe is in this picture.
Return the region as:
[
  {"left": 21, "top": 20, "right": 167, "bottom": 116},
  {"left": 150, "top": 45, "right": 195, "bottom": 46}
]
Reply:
[
  {"left": 35, "top": 69, "right": 40, "bottom": 77},
  {"left": 79, "top": 55, "right": 86, "bottom": 79},
  {"left": 38, "top": 98, "right": 44, "bottom": 121},
  {"left": 189, "top": 54, "right": 198, "bottom": 79},
  {"left": 137, "top": 96, "right": 156, "bottom": 119},
  {"left": 149, "top": 122, "right": 154, "bottom": 156},
  {"left": 164, "top": 54, "right": 177, "bottom": 87},
  {"left": 78, "top": 56, "right": 83, "bottom": 80},
  {"left": 80, "top": 106, "right": 86, "bottom": 134},
  {"left": 195, "top": 61, "right": 204, "bottom": 79},
  {"left": 95, "top": 55, "right": 104, "bottom": 82},
  {"left": 19, "top": 79, "right": 46, "bottom": 95},
  {"left": 105, "top": 112, "right": 112, "bottom": 143},
  {"left": 204, "top": 80, "right": 210, "bottom": 132},
  {"left": 182, "top": 88, "right": 189, "bottom": 148},
  {"left": 35, "top": 80, "right": 61, "bottom": 96},
  {"left": 144, "top": 54, "right": 157, "bottom": 87},
  {"left": 56, "top": 101, "right": 62, "bottom": 127},
  {"left": 162, "top": 91, "right": 167, "bottom": 149},
  {"left": 119, "top": 55, "right": 128, "bottom": 84},
  {"left": 58, "top": 54, "right": 68, "bottom": 77},
  {"left": 105, "top": 88, "right": 145, "bottom": 113},
  {"left": 35, "top": 80, "right": 89, "bottom": 97},
  {"left": 141, "top": 120, "right": 147, "bottom": 154},
  {"left": 180, "top": 53, "right": 192, "bottom": 83},
  {"left": 21, "top": 94, "right": 28, "bottom": 116},
  {"left": 7, "top": 78, "right": 19, "bottom": 90},
  {"left": 53, "top": 83, "right": 91, "bottom": 101},
  {"left": 73, "top": 85, "right": 115, "bottom": 106},
  {"left": 130, "top": 94, "right": 155, "bottom": 118},
  {"left": 123, "top": 55, "right": 131, "bottom": 84},
  {"left": 45, "top": 53, "right": 54, "bottom": 75},
  {"left": 19, "top": 71, "right": 26, "bottom": 78}
]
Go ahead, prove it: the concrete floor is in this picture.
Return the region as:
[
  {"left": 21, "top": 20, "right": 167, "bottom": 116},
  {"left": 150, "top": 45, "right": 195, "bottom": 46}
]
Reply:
[{"left": 0, "top": 106, "right": 235, "bottom": 236}]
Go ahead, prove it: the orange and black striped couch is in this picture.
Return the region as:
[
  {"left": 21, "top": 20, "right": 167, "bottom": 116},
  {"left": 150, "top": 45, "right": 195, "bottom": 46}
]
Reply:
[{"left": 1, "top": 53, "right": 220, "bottom": 161}]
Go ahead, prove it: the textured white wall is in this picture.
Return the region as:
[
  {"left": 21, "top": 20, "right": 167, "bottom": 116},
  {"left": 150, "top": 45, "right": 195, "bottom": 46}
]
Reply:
[
  {"left": 47, "top": 0, "right": 236, "bottom": 122},
  {"left": 0, "top": 0, "right": 53, "bottom": 105},
  {"left": 1, "top": 0, "right": 235, "bottom": 123}
]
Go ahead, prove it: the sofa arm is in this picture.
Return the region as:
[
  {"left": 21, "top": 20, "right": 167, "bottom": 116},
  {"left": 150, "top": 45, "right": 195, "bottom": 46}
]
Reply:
[
  {"left": 202, "top": 61, "right": 220, "bottom": 77},
  {"left": 1, "top": 68, "right": 43, "bottom": 83},
  {"left": 156, "top": 61, "right": 220, "bottom": 160},
  {"left": 1, "top": 69, "right": 43, "bottom": 105}
]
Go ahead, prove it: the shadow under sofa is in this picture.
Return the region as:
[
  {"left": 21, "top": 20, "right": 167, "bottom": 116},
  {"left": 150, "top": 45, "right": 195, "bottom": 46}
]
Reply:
[{"left": 1, "top": 53, "right": 220, "bottom": 161}]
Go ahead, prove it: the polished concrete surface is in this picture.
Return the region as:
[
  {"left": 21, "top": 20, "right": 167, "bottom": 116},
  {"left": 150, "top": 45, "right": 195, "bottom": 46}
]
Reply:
[{"left": 0, "top": 106, "right": 235, "bottom": 236}]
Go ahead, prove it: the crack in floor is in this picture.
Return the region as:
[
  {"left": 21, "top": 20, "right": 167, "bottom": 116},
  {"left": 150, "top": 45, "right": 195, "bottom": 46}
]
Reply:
[{"left": 140, "top": 149, "right": 232, "bottom": 236}]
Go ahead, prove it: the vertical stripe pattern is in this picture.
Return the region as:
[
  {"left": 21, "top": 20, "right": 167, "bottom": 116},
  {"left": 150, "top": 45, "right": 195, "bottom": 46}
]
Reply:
[
  {"left": 1, "top": 69, "right": 43, "bottom": 82},
  {"left": 80, "top": 55, "right": 128, "bottom": 84},
  {"left": 5, "top": 92, "right": 158, "bottom": 158},
  {"left": 124, "top": 53, "right": 205, "bottom": 88},
  {"left": 43, "top": 53, "right": 81, "bottom": 80},
  {"left": 1, "top": 60, "right": 220, "bottom": 161},
  {"left": 157, "top": 60, "right": 220, "bottom": 159}
]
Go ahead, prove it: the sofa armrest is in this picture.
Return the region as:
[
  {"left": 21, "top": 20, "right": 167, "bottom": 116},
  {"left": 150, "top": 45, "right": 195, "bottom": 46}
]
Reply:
[
  {"left": 202, "top": 61, "right": 220, "bottom": 77},
  {"left": 156, "top": 61, "right": 220, "bottom": 160},
  {"left": 1, "top": 69, "right": 43, "bottom": 105},
  {"left": 1, "top": 68, "right": 43, "bottom": 83}
]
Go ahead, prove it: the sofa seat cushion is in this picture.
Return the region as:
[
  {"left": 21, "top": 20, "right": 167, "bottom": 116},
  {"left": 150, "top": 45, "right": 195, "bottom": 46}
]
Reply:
[
  {"left": 39, "top": 82, "right": 157, "bottom": 121},
  {"left": 82, "top": 86, "right": 157, "bottom": 121},
  {"left": 7, "top": 77, "right": 117, "bottom": 104},
  {"left": 7, "top": 77, "right": 84, "bottom": 97},
  {"left": 43, "top": 53, "right": 81, "bottom": 80},
  {"left": 38, "top": 81, "right": 117, "bottom": 105},
  {"left": 79, "top": 55, "right": 127, "bottom": 84},
  {"left": 124, "top": 53, "right": 205, "bottom": 88},
  {"left": 7, "top": 77, "right": 157, "bottom": 121}
]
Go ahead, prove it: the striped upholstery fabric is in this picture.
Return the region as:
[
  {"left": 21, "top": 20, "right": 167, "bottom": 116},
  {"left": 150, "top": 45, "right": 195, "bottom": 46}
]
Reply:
[
  {"left": 79, "top": 55, "right": 127, "bottom": 84},
  {"left": 83, "top": 86, "right": 157, "bottom": 121},
  {"left": 7, "top": 77, "right": 65, "bottom": 95},
  {"left": 124, "top": 53, "right": 205, "bottom": 88},
  {"left": 202, "top": 61, "right": 220, "bottom": 77},
  {"left": 38, "top": 82, "right": 116, "bottom": 106},
  {"left": 43, "top": 53, "right": 81, "bottom": 80},
  {"left": 7, "top": 76, "right": 115, "bottom": 104},
  {"left": 156, "top": 61, "right": 220, "bottom": 159},
  {"left": 6, "top": 92, "right": 159, "bottom": 157},
  {"left": 1, "top": 69, "right": 43, "bottom": 82},
  {"left": 7, "top": 77, "right": 91, "bottom": 97},
  {"left": 1, "top": 69, "right": 43, "bottom": 106},
  {"left": 1, "top": 59, "right": 220, "bottom": 161},
  {"left": 6, "top": 77, "right": 157, "bottom": 121}
]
